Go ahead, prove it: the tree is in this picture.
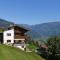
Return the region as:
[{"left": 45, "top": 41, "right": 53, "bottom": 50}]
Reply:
[{"left": 46, "top": 35, "right": 60, "bottom": 60}]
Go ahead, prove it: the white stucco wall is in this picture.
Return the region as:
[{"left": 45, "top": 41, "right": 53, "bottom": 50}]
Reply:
[{"left": 3, "top": 29, "right": 14, "bottom": 44}]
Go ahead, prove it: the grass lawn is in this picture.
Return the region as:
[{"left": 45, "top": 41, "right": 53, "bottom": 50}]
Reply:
[
  {"left": 27, "top": 44, "right": 38, "bottom": 51},
  {"left": 0, "top": 44, "right": 45, "bottom": 60}
]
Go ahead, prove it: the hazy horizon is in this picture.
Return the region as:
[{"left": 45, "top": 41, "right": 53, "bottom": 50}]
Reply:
[{"left": 3, "top": 18, "right": 60, "bottom": 25}]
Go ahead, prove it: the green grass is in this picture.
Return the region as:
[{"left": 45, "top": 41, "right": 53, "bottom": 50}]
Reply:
[
  {"left": 0, "top": 44, "right": 45, "bottom": 60},
  {"left": 27, "top": 44, "right": 37, "bottom": 51}
]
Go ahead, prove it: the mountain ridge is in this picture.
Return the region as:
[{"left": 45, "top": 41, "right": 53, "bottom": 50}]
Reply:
[{"left": 0, "top": 19, "right": 60, "bottom": 40}]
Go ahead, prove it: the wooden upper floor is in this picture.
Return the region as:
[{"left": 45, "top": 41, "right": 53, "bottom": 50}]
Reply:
[{"left": 8, "top": 25, "right": 29, "bottom": 40}]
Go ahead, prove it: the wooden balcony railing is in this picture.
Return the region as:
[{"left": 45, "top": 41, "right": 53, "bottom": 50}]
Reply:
[{"left": 14, "top": 35, "right": 26, "bottom": 39}]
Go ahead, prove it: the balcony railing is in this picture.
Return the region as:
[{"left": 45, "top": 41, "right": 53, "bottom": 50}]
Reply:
[{"left": 14, "top": 35, "right": 26, "bottom": 39}]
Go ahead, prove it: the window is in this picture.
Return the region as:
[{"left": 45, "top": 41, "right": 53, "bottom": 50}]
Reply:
[
  {"left": 7, "top": 33, "right": 11, "bottom": 36},
  {"left": 7, "top": 40, "right": 11, "bottom": 42}
]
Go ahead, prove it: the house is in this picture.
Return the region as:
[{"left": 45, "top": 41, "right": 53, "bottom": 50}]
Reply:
[
  {"left": 0, "top": 25, "right": 29, "bottom": 50},
  {"left": 37, "top": 44, "right": 48, "bottom": 57},
  {"left": 40, "top": 44, "right": 48, "bottom": 50}
]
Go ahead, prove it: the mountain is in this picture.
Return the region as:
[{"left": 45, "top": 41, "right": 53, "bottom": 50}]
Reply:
[
  {"left": 0, "top": 19, "right": 60, "bottom": 40},
  {"left": 22, "top": 22, "right": 60, "bottom": 40},
  {"left": 0, "top": 19, "right": 14, "bottom": 29}
]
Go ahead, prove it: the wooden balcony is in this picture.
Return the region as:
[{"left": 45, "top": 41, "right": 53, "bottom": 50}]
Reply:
[{"left": 14, "top": 35, "right": 26, "bottom": 39}]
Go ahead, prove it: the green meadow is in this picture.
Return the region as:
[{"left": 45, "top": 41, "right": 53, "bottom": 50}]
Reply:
[{"left": 0, "top": 44, "right": 45, "bottom": 60}]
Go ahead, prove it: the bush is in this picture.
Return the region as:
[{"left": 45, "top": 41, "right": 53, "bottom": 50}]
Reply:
[{"left": 46, "top": 35, "right": 60, "bottom": 60}]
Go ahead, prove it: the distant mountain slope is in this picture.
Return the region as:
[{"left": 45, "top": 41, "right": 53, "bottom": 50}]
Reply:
[
  {"left": 22, "top": 22, "right": 60, "bottom": 40},
  {"left": 0, "top": 19, "right": 14, "bottom": 29},
  {"left": 31, "top": 22, "right": 60, "bottom": 36},
  {"left": 0, "top": 19, "right": 60, "bottom": 40}
]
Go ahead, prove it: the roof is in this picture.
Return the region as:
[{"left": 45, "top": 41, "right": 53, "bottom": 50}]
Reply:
[
  {"left": 8, "top": 24, "right": 29, "bottom": 31},
  {"left": 41, "top": 44, "right": 48, "bottom": 49}
]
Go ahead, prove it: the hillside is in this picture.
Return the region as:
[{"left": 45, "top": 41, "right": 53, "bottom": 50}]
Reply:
[
  {"left": 25, "top": 22, "right": 60, "bottom": 40},
  {"left": 0, "top": 19, "right": 14, "bottom": 29},
  {"left": 0, "top": 45, "right": 44, "bottom": 60}
]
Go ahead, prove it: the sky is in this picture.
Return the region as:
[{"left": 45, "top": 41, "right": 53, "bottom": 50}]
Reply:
[{"left": 0, "top": 0, "right": 60, "bottom": 25}]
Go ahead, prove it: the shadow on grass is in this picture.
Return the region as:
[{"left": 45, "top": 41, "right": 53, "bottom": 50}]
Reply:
[{"left": 40, "top": 55, "right": 60, "bottom": 60}]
